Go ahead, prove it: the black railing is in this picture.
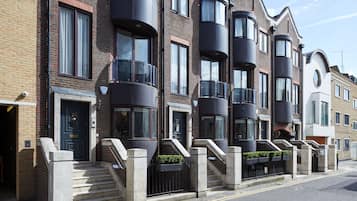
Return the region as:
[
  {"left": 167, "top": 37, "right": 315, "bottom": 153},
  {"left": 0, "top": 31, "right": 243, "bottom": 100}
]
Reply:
[
  {"left": 147, "top": 162, "right": 189, "bottom": 196},
  {"left": 242, "top": 157, "right": 287, "bottom": 180},
  {"left": 232, "top": 88, "right": 256, "bottom": 104},
  {"left": 112, "top": 59, "right": 157, "bottom": 87},
  {"left": 200, "top": 80, "right": 228, "bottom": 99}
]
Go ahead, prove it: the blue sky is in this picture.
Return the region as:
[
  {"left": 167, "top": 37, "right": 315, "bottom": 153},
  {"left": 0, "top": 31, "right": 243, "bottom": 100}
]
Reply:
[{"left": 264, "top": 0, "right": 357, "bottom": 75}]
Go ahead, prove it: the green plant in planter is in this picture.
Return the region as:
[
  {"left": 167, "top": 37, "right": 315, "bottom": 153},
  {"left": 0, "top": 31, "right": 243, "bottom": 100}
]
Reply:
[
  {"left": 243, "top": 152, "right": 260, "bottom": 159},
  {"left": 269, "top": 151, "right": 282, "bottom": 157},
  {"left": 258, "top": 151, "right": 270, "bottom": 157},
  {"left": 282, "top": 150, "right": 291, "bottom": 156},
  {"left": 157, "top": 155, "right": 184, "bottom": 164}
]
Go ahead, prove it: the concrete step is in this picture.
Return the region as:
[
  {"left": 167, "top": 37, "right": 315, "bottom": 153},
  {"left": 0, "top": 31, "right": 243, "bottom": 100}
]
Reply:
[
  {"left": 80, "top": 195, "right": 123, "bottom": 201},
  {"left": 73, "top": 181, "right": 116, "bottom": 193},
  {"left": 73, "top": 167, "right": 110, "bottom": 177},
  {"left": 73, "top": 174, "right": 114, "bottom": 185},
  {"left": 208, "top": 179, "right": 222, "bottom": 187},
  {"left": 73, "top": 188, "right": 120, "bottom": 201},
  {"left": 73, "top": 161, "right": 94, "bottom": 169},
  {"left": 208, "top": 174, "right": 219, "bottom": 181}
]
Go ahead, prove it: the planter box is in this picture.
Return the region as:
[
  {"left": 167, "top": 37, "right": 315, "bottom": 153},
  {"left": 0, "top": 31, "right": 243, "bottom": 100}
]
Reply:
[
  {"left": 245, "top": 158, "right": 258, "bottom": 165},
  {"left": 258, "top": 157, "right": 269, "bottom": 163},
  {"left": 271, "top": 156, "right": 282, "bottom": 162},
  {"left": 157, "top": 163, "right": 183, "bottom": 172},
  {"left": 282, "top": 154, "right": 290, "bottom": 161}
]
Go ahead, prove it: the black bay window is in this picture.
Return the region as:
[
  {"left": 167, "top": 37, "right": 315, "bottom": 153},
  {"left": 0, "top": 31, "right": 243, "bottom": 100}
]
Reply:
[
  {"left": 276, "top": 78, "right": 292, "bottom": 102},
  {"left": 201, "top": 0, "right": 226, "bottom": 26},
  {"left": 200, "top": 116, "right": 225, "bottom": 140},
  {"left": 234, "top": 119, "right": 255, "bottom": 140},
  {"left": 201, "top": 59, "right": 220, "bottom": 81},
  {"left": 276, "top": 40, "right": 292, "bottom": 58},
  {"left": 59, "top": 5, "right": 91, "bottom": 79},
  {"left": 234, "top": 17, "right": 256, "bottom": 40}
]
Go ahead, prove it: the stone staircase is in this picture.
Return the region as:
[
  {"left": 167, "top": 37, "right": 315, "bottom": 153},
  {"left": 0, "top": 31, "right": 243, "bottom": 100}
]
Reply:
[
  {"left": 72, "top": 162, "right": 123, "bottom": 201},
  {"left": 207, "top": 167, "right": 224, "bottom": 190}
]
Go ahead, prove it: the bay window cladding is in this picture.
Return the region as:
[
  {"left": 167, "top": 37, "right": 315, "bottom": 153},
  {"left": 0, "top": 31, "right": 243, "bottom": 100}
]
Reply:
[
  {"left": 200, "top": 116, "right": 225, "bottom": 139},
  {"left": 321, "top": 101, "right": 328, "bottom": 126},
  {"left": 234, "top": 119, "right": 255, "bottom": 140},
  {"left": 171, "top": 0, "right": 188, "bottom": 17},
  {"left": 112, "top": 108, "right": 157, "bottom": 139},
  {"left": 171, "top": 43, "right": 188, "bottom": 95},
  {"left": 276, "top": 78, "right": 292, "bottom": 102},
  {"left": 201, "top": 0, "right": 226, "bottom": 25},
  {"left": 201, "top": 59, "right": 220, "bottom": 81},
  {"left": 234, "top": 17, "right": 256, "bottom": 40},
  {"left": 59, "top": 5, "right": 91, "bottom": 78},
  {"left": 276, "top": 40, "right": 291, "bottom": 58}
]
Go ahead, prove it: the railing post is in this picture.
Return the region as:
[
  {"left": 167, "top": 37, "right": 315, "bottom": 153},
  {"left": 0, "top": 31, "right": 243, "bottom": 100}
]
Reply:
[
  {"left": 328, "top": 144, "right": 337, "bottom": 170},
  {"left": 127, "top": 149, "right": 147, "bottom": 201},
  {"left": 190, "top": 147, "right": 207, "bottom": 198},
  {"left": 48, "top": 151, "right": 73, "bottom": 201},
  {"left": 226, "top": 146, "right": 241, "bottom": 189},
  {"left": 300, "top": 145, "right": 312, "bottom": 175},
  {"left": 286, "top": 146, "right": 297, "bottom": 179},
  {"left": 318, "top": 145, "right": 328, "bottom": 172}
]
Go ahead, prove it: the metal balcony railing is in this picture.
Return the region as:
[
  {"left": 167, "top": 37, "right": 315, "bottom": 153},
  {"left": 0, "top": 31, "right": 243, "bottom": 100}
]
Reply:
[
  {"left": 232, "top": 88, "right": 256, "bottom": 104},
  {"left": 200, "top": 80, "right": 228, "bottom": 99},
  {"left": 112, "top": 59, "right": 157, "bottom": 87}
]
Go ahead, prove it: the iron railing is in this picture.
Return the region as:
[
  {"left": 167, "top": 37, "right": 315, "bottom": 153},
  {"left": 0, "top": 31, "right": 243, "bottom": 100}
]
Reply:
[
  {"left": 242, "top": 157, "right": 287, "bottom": 180},
  {"left": 111, "top": 59, "right": 157, "bottom": 87},
  {"left": 200, "top": 80, "right": 228, "bottom": 99},
  {"left": 232, "top": 88, "right": 256, "bottom": 104}
]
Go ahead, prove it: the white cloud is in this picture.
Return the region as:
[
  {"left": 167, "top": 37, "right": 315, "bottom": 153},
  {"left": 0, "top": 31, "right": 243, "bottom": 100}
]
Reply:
[{"left": 302, "top": 12, "right": 357, "bottom": 28}]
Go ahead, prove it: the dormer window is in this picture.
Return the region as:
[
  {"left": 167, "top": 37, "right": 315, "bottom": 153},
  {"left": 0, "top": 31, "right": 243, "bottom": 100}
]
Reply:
[
  {"left": 234, "top": 17, "right": 256, "bottom": 41},
  {"left": 201, "top": 0, "right": 226, "bottom": 26},
  {"left": 276, "top": 40, "right": 291, "bottom": 58}
]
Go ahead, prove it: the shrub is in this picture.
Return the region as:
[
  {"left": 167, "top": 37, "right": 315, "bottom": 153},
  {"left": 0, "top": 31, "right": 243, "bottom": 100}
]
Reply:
[
  {"left": 157, "top": 155, "right": 184, "bottom": 164},
  {"left": 269, "top": 151, "right": 282, "bottom": 157}
]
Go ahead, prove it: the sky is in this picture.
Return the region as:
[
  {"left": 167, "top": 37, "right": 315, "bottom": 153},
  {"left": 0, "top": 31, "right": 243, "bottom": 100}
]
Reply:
[{"left": 264, "top": 0, "right": 357, "bottom": 76}]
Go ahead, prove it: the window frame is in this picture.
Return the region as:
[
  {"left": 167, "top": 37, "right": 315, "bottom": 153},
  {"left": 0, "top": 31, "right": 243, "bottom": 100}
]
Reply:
[
  {"left": 343, "top": 88, "right": 350, "bottom": 101},
  {"left": 171, "top": 0, "right": 189, "bottom": 17},
  {"left": 200, "top": 58, "right": 221, "bottom": 81},
  {"left": 320, "top": 101, "right": 328, "bottom": 126},
  {"left": 259, "top": 72, "right": 268, "bottom": 109},
  {"left": 292, "top": 84, "right": 299, "bottom": 114},
  {"left": 259, "top": 31, "right": 268, "bottom": 53},
  {"left": 234, "top": 17, "right": 257, "bottom": 41},
  {"left": 200, "top": 0, "right": 226, "bottom": 26},
  {"left": 275, "top": 78, "right": 292, "bottom": 102},
  {"left": 353, "top": 99, "right": 357, "bottom": 109},
  {"left": 200, "top": 115, "right": 226, "bottom": 140},
  {"left": 344, "top": 114, "right": 350, "bottom": 126},
  {"left": 353, "top": 121, "right": 357, "bottom": 131},
  {"left": 292, "top": 49, "right": 299, "bottom": 66},
  {"left": 58, "top": 4, "right": 92, "bottom": 79},
  {"left": 335, "top": 112, "right": 340, "bottom": 125},
  {"left": 335, "top": 84, "right": 341, "bottom": 97},
  {"left": 344, "top": 138, "right": 350, "bottom": 151},
  {"left": 336, "top": 138, "right": 341, "bottom": 150},
  {"left": 275, "top": 40, "right": 292, "bottom": 58},
  {"left": 171, "top": 42, "right": 189, "bottom": 95}
]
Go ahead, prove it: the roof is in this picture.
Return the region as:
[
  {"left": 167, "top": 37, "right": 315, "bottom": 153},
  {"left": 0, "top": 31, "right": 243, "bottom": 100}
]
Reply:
[{"left": 304, "top": 49, "right": 330, "bottom": 72}]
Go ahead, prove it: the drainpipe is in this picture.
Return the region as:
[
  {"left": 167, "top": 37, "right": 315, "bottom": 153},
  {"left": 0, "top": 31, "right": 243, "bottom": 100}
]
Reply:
[
  {"left": 47, "top": 0, "right": 52, "bottom": 138},
  {"left": 159, "top": 0, "right": 165, "bottom": 155}
]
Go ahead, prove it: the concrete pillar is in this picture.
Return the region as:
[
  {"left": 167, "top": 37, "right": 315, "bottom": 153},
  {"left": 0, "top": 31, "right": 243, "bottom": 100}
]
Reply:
[
  {"left": 300, "top": 145, "right": 312, "bottom": 175},
  {"left": 351, "top": 142, "right": 357, "bottom": 161},
  {"left": 318, "top": 145, "right": 328, "bottom": 172},
  {"left": 328, "top": 144, "right": 337, "bottom": 171},
  {"left": 226, "top": 146, "right": 241, "bottom": 189},
  {"left": 286, "top": 146, "right": 297, "bottom": 179},
  {"left": 127, "top": 149, "right": 147, "bottom": 201},
  {"left": 49, "top": 151, "right": 73, "bottom": 201},
  {"left": 190, "top": 147, "right": 207, "bottom": 198}
]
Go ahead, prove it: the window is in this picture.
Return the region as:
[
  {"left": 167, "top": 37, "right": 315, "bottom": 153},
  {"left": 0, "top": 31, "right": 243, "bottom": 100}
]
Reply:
[
  {"left": 276, "top": 78, "right": 292, "bottom": 102},
  {"left": 344, "top": 114, "right": 350, "bottom": 126},
  {"left": 292, "top": 84, "right": 299, "bottom": 113},
  {"left": 171, "top": 0, "right": 188, "bottom": 17},
  {"left": 200, "top": 116, "right": 225, "bottom": 140},
  {"left": 312, "top": 101, "right": 317, "bottom": 123},
  {"left": 233, "top": 70, "right": 248, "bottom": 89},
  {"left": 234, "top": 119, "right": 255, "bottom": 140},
  {"left": 353, "top": 122, "right": 357, "bottom": 130},
  {"left": 343, "top": 88, "right": 350, "bottom": 101},
  {"left": 335, "top": 84, "right": 341, "bottom": 97},
  {"left": 344, "top": 139, "right": 350, "bottom": 151},
  {"left": 321, "top": 101, "right": 328, "bottom": 126},
  {"left": 201, "top": 59, "right": 220, "bottom": 81},
  {"left": 112, "top": 108, "right": 157, "bottom": 140},
  {"left": 171, "top": 43, "right": 188, "bottom": 95},
  {"left": 275, "top": 40, "right": 291, "bottom": 58},
  {"left": 336, "top": 112, "right": 340, "bottom": 124},
  {"left": 336, "top": 139, "right": 340, "bottom": 150},
  {"left": 260, "top": 121, "right": 268, "bottom": 139},
  {"left": 59, "top": 6, "right": 91, "bottom": 78},
  {"left": 293, "top": 50, "right": 299, "bottom": 66},
  {"left": 234, "top": 17, "right": 256, "bottom": 41},
  {"left": 353, "top": 99, "right": 357, "bottom": 109},
  {"left": 313, "top": 70, "right": 321, "bottom": 87},
  {"left": 259, "top": 31, "right": 268, "bottom": 53},
  {"left": 201, "top": 0, "right": 226, "bottom": 25},
  {"left": 259, "top": 72, "right": 268, "bottom": 108}
]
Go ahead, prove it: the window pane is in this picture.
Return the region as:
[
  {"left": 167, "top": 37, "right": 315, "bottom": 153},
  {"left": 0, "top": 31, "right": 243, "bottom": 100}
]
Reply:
[
  {"left": 201, "top": 0, "right": 214, "bottom": 22},
  {"left": 201, "top": 116, "right": 215, "bottom": 139},
  {"left": 259, "top": 32, "right": 267, "bottom": 53},
  {"left": 171, "top": 0, "right": 177, "bottom": 11},
  {"left": 276, "top": 78, "right": 285, "bottom": 101},
  {"left": 286, "top": 79, "right": 292, "bottom": 102},
  {"left": 321, "top": 102, "right": 328, "bottom": 126},
  {"left": 286, "top": 41, "right": 292, "bottom": 58},
  {"left": 335, "top": 85, "right": 340, "bottom": 97},
  {"left": 151, "top": 110, "right": 157, "bottom": 138},
  {"left": 234, "top": 18, "right": 243, "bottom": 37},
  {"left": 134, "top": 108, "right": 150, "bottom": 138},
  {"left": 59, "top": 7, "right": 74, "bottom": 75},
  {"left": 117, "top": 32, "right": 133, "bottom": 60},
  {"left": 171, "top": 44, "right": 178, "bottom": 93},
  {"left": 336, "top": 113, "right": 340, "bottom": 124},
  {"left": 180, "top": 0, "right": 188, "bottom": 16},
  {"left": 201, "top": 60, "right": 211, "bottom": 80},
  {"left": 234, "top": 119, "right": 247, "bottom": 140},
  {"left": 215, "top": 116, "right": 225, "bottom": 139},
  {"left": 247, "top": 119, "right": 255, "bottom": 140},
  {"left": 247, "top": 18, "right": 255, "bottom": 40},
  {"left": 77, "top": 12, "right": 90, "bottom": 78},
  {"left": 211, "top": 62, "right": 219, "bottom": 81},
  {"left": 112, "top": 108, "right": 130, "bottom": 141},
  {"left": 135, "top": 39, "right": 149, "bottom": 63},
  {"left": 215, "top": 1, "right": 225, "bottom": 25},
  {"left": 179, "top": 46, "right": 188, "bottom": 95},
  {"left": 242, "top": 71, "right": 247, "bottom": 88},
  {"left": 276, "top": 40, "right": 285, "bottom": 57}
]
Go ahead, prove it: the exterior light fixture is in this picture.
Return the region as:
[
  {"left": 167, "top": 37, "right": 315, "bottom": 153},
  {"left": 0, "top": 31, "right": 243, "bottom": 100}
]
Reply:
[{"left": 99, "top": 86, "right": 108, "bottom": 95}]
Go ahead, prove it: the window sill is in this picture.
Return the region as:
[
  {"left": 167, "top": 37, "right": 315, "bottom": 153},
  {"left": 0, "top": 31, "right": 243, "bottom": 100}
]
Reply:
[
  {"left": 170, "top": 10, "right": 190, "bottom": 20},
  {"left": 58, "top": 73, "right": 92, "bottom": 81},
  {"left": 171, "top": 93, "right": 189, "bottom": 98}
]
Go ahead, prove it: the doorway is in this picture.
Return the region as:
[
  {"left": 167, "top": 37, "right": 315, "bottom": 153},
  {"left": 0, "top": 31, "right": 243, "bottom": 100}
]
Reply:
[
  {"left": 173, "top": 112, "right": 187, "bottom": 148},
  {"left": 0, "top": 105, "right": 17, "bottom": 200},
  {"left": 61, "top": 100, "right": 89, "bottom": 161}
]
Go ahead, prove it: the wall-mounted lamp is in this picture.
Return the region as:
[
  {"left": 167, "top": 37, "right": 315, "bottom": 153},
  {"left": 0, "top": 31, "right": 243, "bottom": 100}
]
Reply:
[
  {"left": 192, "top": 100, "right": 198, "bottom": 107},
  {"left": 99, "top": 86, "right": 108, "bottom": 95}
]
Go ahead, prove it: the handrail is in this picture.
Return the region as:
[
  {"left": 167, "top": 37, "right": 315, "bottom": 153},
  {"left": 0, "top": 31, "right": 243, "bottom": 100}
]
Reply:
[
  {"left": 232, "top": 88, "right": 256, "bottom": 104},
  {"left": 200, "top": 80, "right": 228, "bottom": 99},
  {"left": 304, "top": 140, "right": 320, "bottom": 149},
  {"left": 161, "top": 138, "right": 191, "bottom": 158},
  {"left": 273, "top": 139, "right": 294, "bottom": 150},
  {"left": 193, "top": 139, "right": 226, "bottom": 163},
  {"left": 102, "top": 138, "right": 127, "bottom": 169},
  {"left": 256, "top": 139, "right": 282, "bottom": 151},
  {"left": 39, "top": 137, "right": 73, "bottom": 168}
]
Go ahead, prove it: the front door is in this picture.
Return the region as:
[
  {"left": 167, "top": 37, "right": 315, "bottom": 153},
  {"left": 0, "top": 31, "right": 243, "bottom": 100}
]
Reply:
[
  {"left": 173, "top": 112, "right": 187, "bottom": 148},
  {"left": 61, "top": 100, "right": 89, "bottom": 161}
]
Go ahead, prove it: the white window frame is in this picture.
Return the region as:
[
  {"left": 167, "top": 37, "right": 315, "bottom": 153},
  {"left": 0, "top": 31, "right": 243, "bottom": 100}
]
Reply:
[
  {"left": 335, "top": 84, "right": 341, "bottom": 97},
  {"left": 259, "top": 30, "right": 268, "bottom": 53},
  {"left": 292, "top": 49, "right": 299, "bottom": 67},
  {"left": 353, "top": 99, "right": 357, "bottom": 109},
  {"left": 353, "top": 121, "right": 357, "bottom": 131},
  {"left": 343, "top": 88, "right": 350, "bottom": 101},
  {"left": 335, "top": 111, "right": 341, "bottom": 125},
  {"left": 335, "top": 138, "right": 341, "bottom": 150},
  {"left": 344, "top": 138, "right": 350, "bottom": 151},
  {"left": 344, "top": 113, "right": 350, "bottom": 126}
]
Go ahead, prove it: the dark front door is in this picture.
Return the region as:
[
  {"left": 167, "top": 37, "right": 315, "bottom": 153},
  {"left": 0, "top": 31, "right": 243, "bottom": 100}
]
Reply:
[
  {"left": 61, "top": 100, "right": 89, "bottom": 161},
  {"left": 261, "top": 121, "right": 268, "bottom": 140},
  {"left": 173, "top": 112, "right": 187, "bottom": 148}
]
